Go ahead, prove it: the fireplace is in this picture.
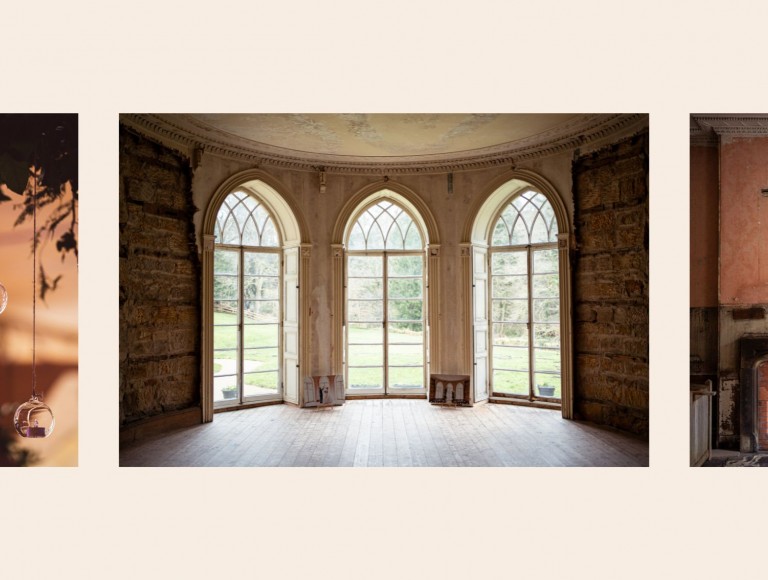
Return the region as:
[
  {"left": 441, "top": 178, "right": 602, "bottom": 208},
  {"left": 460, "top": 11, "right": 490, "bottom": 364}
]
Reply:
[{"left": 739, "top": 336, "right": 768, "bottom": 452}]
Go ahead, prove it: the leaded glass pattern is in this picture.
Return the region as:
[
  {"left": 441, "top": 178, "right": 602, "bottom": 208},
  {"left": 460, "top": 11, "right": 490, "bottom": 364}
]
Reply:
[
  {"left": 215, "top": 191, "right": 279, "bottom": 247},
  {"left": 348, "top": 201, "right": 423, "bottom": 250},
  {"left": 491, "top": 190, "right": 558, "bottom": 247}
]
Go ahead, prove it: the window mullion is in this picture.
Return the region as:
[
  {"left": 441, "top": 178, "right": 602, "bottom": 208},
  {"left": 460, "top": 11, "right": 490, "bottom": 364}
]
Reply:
[
  {"left": 238, "top": 246, "right": 245, "bottom": 404},
  {"left": 383, "top": 251, "right": 389, "bottom": 396},
  {"left": 527, "top": 245, "right": 534, "bottom": 401}
]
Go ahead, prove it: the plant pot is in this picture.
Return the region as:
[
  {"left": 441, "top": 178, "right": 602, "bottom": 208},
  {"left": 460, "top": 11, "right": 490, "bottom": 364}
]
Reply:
[
  {"left": 222, "top": 389, "right": 237, "bottom": 400},
  {"left": 537, "top": 386, "right": 556, "bottom": 397}
]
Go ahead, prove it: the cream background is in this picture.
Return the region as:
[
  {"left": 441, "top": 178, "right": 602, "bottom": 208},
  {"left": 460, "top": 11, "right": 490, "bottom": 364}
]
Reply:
[{"left": 0, "top": 0, "right": 748, "bottom": 578}]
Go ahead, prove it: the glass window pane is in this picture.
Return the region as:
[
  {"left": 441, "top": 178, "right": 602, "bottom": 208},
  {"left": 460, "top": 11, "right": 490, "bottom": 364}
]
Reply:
[
  {"left": 388, "top": 366, "right": 423, "bottom": 390},
  {"left": 244, "top": 276, "right": 279, "bottom": 300},
  {"left": 491, "top": 218, "right": 510, "bottom": 246},
  {"left": 244, "top": 300, "right": 279, "bottom": 322},
  {"left": 214, "top": 275, "right": 238, "bottom": 300},
  {"left": 530, "top": 214, "right": 550, "bottom": 243},
  {"left": 348, "top": 278, "right": 383, "bottom": 300},
  {"left": 348, "top": 300, "right": 383, "bottom": 322},
  {"left": 214, "top": 250, "right": 238, "bottom": 275},
  {"left": 533, "top": 249, "right": 558, "bottom": 274},
  {"left": 261, "top": 219, "right": 279, "bottom": 247},
  {"left": 242, "top": 215, "right": 259, "bottom": 246},
  {"left": 389, "top": 299, "right": 422, "bottom": 321},
  {"left": 386, "top": 222, "right": 405, "bottom": 250},
  {"left": 404, "top": 224, "right": 423, "bottom": 249},
  {"left": 366, "top": 223, "right": 385, "bottom": 249},
  {"left": 533, "top": 274, "right": 559, "bottom": 298},
  {"left": 533, "top": 298, "right": 560, "bottom": 323},
  {"left": 222, "top": 215, "right": 240, "bottom": 244},
  {"left": 534, "top": 373, "right": 560, "bottom": 399},
  {"left": 388, "top": 343, "right": 423, "bottom": 366},
  {"left": 348, "top": 323, "right": 383, "bottom": 344},
  {"left": 214, "top": 326, "right": 238, "bottom": 351},
  {"left": 244, "top": 253, "right": 279, "bottom": 276},
  {"left": 244, "top": 347, "right": 279, "bottom": 372},
  {"left": 213, "top": 357, "right": 236, "bottom": 378},
  {"left": 388, "top": 322, "right": 423, "bottom": 342},
  {"left": 243, "top": 323, "right": 278, "bottom": 350},
  {"left": 214, "top": 374, "right": 238, "bottom": 403},
  {"left": 244, "top": 371, "right": 279, "bottom": 397},
  {"left": 492, "top": 370, "right": 528, "bottom": 395},
  {"left": 533, "top": 323, "right": 560, "bottom": 348},
  {"left": 388, "top": 255, "right": 422, "bottom": 277},
  {"left": 492, "top": 275, "right": 527, "bottom": 299},
  {"left": 348, "top": 224, "right": 366, "bottom": 250},
  {"left": 347, "top": 343, "right": 384, "bottom": 368},
  {"left": 491, "top": 252, "right": 526, "bottom": 275},
  {"left": 348, "top": 367, "right": 383, "bottom": 390},
  {"left": 492, "top": 299, "right": 528, "bottom": 323},
  {"left": 348, "top": 256, "right": 382, "bottom": 277},
  {"left": 214, "top": 301, "right": 238, "bottom": 321},
  {"left": 534, "top": 348, "right": 561, "bottom": 375},
  {"left": 388, "top": 278, "right": 422, "bottom": 299},
  {"left": 492, "top": 345, "right": 529, "bottom": 372},
  {"left": 492, "top": 322, "right": 528, "bottom": 347}
]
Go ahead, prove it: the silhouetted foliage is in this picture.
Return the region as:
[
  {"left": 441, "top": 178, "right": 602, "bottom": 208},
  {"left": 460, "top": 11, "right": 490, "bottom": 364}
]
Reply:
[{"left": 0, "top": 114, "right": 78, "bottom": 299}]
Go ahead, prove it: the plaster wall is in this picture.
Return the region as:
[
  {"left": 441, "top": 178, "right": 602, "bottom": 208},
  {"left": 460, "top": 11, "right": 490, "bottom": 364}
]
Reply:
[
  {"left": 690, "top": 145, "right": 719, "bottom": 308},
  {"left": 720, "top": 137, "right": 768, "bottom": 304}
]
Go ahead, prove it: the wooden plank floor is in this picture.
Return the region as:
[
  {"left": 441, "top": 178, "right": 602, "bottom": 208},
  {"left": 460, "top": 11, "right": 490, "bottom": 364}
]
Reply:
[{"left": 120, "top": 400, "right": 649, "bottom": 467}]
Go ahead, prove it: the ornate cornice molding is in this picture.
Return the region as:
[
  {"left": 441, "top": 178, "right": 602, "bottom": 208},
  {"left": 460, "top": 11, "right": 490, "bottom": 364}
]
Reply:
[
  {"left": 692, "top": 114, "right": 768, "bottom": 146},
  {"left": 121, "top": 113, "right": 648, "bottom": 175}
]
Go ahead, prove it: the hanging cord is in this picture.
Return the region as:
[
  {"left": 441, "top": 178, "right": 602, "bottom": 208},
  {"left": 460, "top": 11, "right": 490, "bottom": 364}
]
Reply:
[{"left": 31, "top": 165, "right": 37, "bottom": 399}]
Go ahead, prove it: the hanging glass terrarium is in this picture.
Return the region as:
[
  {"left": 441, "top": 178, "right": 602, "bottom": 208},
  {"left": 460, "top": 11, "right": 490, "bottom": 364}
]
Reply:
[
  {"left": 0, "top": 281, "right": 7, "bottom": 314},
  {"left": 14, "top": 396, "right": 54, "bottom": 438},
  {"left": 14, "top": 163, "right": 54, "bottom": 438}
]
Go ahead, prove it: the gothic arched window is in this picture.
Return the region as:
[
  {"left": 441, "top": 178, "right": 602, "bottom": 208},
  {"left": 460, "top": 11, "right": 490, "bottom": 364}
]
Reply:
[
  {"left": 489, "top": 189, "right": 561, "bottom": 401},
  {"left": 213, "top": 191, "right": 282, "bottom": 406},
  {"left": 345, "top": 199, "right": 427, "bottom": 395}
]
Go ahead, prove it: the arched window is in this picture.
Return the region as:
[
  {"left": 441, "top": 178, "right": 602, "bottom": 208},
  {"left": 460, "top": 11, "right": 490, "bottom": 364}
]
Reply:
[
  {"left": 213, "top": 191, "right": 282, "bottom": 406},
  {"left": 489, "top": 189, "right": 561, "bottom": 402},
  {"left": 345, "top": 199, "right": 427, "bottom": 395}
]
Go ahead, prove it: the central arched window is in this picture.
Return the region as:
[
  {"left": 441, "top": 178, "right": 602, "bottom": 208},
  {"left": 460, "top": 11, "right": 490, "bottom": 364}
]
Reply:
[
  {"left": 489, "top": 189, "right": 561, "bottom": 402},
  {"left": 213, "top": 190, "right": 282, "bottom": 406},
  {"left": 345, "top": 199, "right": 426, "bottom": 395}
]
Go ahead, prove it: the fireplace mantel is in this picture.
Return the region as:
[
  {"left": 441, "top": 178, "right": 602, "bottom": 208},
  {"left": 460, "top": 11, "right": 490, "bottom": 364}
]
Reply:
[{"left": 739, "top": 335, "right": 768, "bottom": 452}]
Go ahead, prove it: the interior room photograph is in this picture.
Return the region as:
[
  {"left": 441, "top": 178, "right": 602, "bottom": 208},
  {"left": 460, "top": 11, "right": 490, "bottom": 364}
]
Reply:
[
  {"left": 691, "top": 114, "right": 768, "bottom": 467},
  {"left": 119, "top": 113, "right": 649, "bottom": 467}
]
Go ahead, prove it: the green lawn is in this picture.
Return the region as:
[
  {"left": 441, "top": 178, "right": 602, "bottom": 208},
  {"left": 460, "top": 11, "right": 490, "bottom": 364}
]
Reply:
[
  {"left": 346, "top": 323, "right": 424, "bottom": 390},
  {"left": 214, "top": 311, "right": 279, "bottom": 394}
]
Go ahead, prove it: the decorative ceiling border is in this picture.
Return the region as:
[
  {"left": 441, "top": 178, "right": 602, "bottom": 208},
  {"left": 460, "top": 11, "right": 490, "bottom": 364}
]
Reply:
[
  {"left": 692, "top": 114, "right": 768, "bottom": 146},
  {"left": 121, "top": 113, "right": 649, "bottom": 175}
]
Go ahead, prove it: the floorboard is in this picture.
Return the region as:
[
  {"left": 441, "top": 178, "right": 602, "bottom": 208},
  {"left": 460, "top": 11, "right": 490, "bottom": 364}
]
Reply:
[{"left": 120, "top": 400, "right": 649, "bottom": 467}]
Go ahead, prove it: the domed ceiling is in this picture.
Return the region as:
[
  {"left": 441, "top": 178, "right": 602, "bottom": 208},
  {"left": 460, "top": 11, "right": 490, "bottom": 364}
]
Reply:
[
  {"left": 123, "top": 113, "right": 647, "bottom": 173},
  {"left": 186, "top": 113, "right": 580, "bottom": 158}
]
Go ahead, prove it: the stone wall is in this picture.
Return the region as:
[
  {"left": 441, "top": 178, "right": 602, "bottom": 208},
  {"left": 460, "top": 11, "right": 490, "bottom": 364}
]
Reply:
[
  {"left": 119, "top": 127, "right": 201, "bottom": 426},
  {"left": 572, "top": 131, "right": 649, "bottom": 436}
]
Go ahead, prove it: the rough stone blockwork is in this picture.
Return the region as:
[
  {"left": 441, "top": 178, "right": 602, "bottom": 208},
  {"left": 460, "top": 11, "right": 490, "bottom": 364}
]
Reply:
[
  {"left": 572, "top": 132, "right": 649, "bottom": 436},
  {"left": 119, "top": 126, "right": 201, "bottom": 426}
]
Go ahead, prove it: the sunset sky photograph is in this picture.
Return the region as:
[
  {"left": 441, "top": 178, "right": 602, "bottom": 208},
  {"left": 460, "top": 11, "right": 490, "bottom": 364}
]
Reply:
[{"left": 0, "top": 114, "right": 78, "bottom": 466}]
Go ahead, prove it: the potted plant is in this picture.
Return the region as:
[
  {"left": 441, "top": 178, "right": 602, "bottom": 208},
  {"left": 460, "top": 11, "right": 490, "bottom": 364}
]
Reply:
[
  {"left": 537, "top": 383, "right": 556, "bottom": 397},
  {"left": 222, "top": 385, "right": 238, "bottom": 400}
]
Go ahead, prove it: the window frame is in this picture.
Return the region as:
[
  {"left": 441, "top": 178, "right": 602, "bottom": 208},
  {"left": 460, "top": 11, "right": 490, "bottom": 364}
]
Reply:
[
  {"left": 487, "top": 188, "right": 562, "bottom": 405},
  {"left": 212, "top": 190, "right": 284, "bottom": 409},
  {"left": 344, "top": 199, "right": 428, "bottom": 396}
]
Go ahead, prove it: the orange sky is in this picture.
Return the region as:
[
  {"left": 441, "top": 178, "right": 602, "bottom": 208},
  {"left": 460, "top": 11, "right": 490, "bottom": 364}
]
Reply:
[{"left": 0, "top": 194, "right": 78, "bottom": 365}]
